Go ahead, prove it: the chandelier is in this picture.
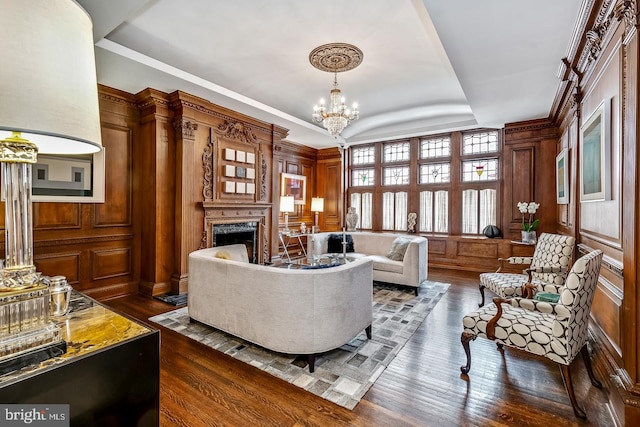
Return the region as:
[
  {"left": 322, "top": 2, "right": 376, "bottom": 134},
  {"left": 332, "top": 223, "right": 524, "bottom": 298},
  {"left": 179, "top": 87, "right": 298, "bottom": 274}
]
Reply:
[{"left": 309, "top": 43, "right": 363, "bottom": 139}]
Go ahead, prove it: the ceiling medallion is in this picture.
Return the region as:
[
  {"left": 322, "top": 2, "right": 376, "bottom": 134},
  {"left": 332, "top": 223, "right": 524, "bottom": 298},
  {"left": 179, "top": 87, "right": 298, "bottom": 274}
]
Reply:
[
  {"left": 309, "top": 43, "right": 363, "bottom": 73},
  {"left": 310, "top": 43, "right": 362, "bottom": 139}
]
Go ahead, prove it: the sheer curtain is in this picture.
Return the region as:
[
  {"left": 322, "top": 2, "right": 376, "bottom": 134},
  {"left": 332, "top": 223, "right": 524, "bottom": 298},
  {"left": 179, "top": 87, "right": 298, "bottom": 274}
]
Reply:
[
  {"left": 361, "top": 193, "right": 372, "bottom": 229},
  {"left": 434, "top": 190, "right": 448, "bottom": 233},
  {"left": 462, "top": 189, "right": 478, "bottom": 234},
  {"left": 479, "top": 189, "right": 497, "bottom": 231},
  {"left": 350, "top": 193, "right": 361, "bottom": 229},
  {"left": 419, "top": 191, "right": 433, "bottom": 232},
  {"left": 382, "top": 192, "right": 394, "bottom": 230},
  {"left": 395, "top": 192, "right": 408, "bottom": 231}
]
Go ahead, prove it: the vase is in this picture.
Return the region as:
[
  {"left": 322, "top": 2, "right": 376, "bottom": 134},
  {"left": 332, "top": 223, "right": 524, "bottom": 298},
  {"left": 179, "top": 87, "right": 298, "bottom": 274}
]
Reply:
[
  {"left": 346, "top": 207, "right": 358, "bottom": 232},
  {"left": 521, "top": 230, "right": 537, "bottom": 244}
]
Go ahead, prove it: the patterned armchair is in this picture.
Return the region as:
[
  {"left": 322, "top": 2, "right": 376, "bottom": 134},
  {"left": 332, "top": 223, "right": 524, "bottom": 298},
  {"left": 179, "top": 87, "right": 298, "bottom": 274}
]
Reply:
[
  {"left": 461, "top": 249, "right": 604, "bottom": 418},
  {"left": 478, "top": 233, "right": 575, "bottom": 306}
]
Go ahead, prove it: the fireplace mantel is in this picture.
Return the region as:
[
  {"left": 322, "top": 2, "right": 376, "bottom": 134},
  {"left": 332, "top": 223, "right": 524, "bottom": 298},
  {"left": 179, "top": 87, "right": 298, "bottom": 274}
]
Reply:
[{"left": 201, "top": 202, "right": 272, "bottom": 264}]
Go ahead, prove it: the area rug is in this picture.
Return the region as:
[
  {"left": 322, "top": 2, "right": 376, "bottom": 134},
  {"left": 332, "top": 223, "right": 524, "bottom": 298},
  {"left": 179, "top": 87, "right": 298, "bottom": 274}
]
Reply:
[
  {"left": 149, "top": 280, "right": 449, "bottom": 409},
  {"left": 153, "top": 293, "right": 188, "bottom": 306}
]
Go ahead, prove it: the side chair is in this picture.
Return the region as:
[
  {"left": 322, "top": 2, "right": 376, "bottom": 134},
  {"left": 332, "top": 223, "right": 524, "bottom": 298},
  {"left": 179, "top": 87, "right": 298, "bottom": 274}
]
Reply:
[
  {"left": 478, "top": 232, "right": 575, "bottom": 306},
  {"left": 461, "top": 249, "right": 604, "bottom": 418}
]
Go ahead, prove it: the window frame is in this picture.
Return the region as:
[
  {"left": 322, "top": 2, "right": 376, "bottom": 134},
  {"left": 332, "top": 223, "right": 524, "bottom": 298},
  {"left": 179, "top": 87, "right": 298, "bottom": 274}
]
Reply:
[{"left": 347, "top": 130, "right": 502, "bottom": 235}]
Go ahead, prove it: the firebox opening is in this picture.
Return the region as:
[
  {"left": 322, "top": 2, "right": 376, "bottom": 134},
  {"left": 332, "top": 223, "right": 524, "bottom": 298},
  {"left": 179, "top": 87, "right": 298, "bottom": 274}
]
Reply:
[{"left": 213, "top": 222, "right": 258, "bottom": 264}]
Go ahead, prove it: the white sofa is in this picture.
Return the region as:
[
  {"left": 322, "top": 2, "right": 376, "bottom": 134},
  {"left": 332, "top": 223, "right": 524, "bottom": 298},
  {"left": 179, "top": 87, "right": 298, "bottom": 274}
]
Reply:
[
  {"left": 308, "top": 231, "right": 428, "bottom": 295},
  {"left": 187, "top": 244, "right": 373, "bottom": 372}
]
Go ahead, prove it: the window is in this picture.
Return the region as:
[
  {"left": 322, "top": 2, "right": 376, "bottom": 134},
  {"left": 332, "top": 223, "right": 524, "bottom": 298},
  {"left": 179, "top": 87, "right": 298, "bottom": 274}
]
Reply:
[
  {"left": 419, "top": 163, "right": 450, "bottom": 184},
  {"left": 352, "top": 168, "right": 374, "bottom": 187},
  {"left": 352, "top": 145, "right": 375, "bottom": 165},
  {"left": 382, "top": 192, "right": 407, "bottom": 231},
  {"left": 420, "top": 136, "right": 451, "bottom": 159},
  {"left": 462, "top": 131, "right": 499, "bottom": 155},
  {"left": 462, "top": 189, "right": 497, "bottom": 234},
  {"left": 419, "top": 190, "right": 448, "bottom": 232},
  {"left": 461, "top": 159, "right": 498, "bottom": 182},
  {"left": 347, "top": 129, "right": 501, "bottom": 235},
  {"left": 383, "top": 141, "right": 410, "bottom": 163},
  {"left": 460, "top": 130, "right": 499, "bottom": 234},
  {"left": 383, "top": 166, "right": 410, "bottom": 185},
  {"left": 350, "top": 192, "right": 373, "bottom": 229}
]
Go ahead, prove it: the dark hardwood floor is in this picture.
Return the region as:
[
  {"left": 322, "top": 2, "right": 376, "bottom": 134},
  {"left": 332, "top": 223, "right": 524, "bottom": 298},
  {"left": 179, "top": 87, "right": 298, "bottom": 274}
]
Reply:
[{"left": 105, "top": 268, "right": 615, "bottom": 427}]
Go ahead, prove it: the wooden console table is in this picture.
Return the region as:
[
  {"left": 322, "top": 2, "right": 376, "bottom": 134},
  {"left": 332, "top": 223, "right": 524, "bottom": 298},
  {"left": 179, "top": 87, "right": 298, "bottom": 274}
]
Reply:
[{"left": 0, "top": 291, "right": 159, "bottom": 426}]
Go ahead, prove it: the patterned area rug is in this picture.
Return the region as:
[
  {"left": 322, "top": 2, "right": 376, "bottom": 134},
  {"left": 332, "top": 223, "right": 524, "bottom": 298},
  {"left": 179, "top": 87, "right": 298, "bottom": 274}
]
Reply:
[{"left": 149, "top": 280, "right": 449, "bottom": 409}]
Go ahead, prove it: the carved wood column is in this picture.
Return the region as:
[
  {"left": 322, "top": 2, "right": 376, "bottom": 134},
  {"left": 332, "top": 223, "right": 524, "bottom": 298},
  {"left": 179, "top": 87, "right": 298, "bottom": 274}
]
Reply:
[
  {"left": 171, "top": 111, "right": 199, "bottom": 294},
  {"left": 135, "top": 89, "right": 176, "bottom": 296}
]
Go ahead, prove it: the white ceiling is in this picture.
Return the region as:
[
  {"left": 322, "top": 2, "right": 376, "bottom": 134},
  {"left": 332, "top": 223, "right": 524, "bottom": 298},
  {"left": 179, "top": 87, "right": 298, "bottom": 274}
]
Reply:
[{"left": 77, "top": 0, "right": 582, "bottom": 149}]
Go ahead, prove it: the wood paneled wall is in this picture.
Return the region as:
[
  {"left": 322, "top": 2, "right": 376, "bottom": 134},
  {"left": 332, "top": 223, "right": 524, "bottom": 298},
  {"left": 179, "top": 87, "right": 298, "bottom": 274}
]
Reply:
[
  {"left": 550, "top": 0, "right": 640, "bottom": 424},
  {"left": 0, "top": 86, "right": 140, "bottom": 301},
  {"left": 135, "top": 89, "right": 287, "bottom": 295}
]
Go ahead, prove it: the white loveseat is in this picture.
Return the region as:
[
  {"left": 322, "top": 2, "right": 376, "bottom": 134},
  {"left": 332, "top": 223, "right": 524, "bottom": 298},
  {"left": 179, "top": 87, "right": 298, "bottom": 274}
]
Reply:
[
  {"left": 187, "top": 244, "right": 374, "bottom": 372},
  {"left": 308, "top": 231, "right": 428, "bottom": 295}
]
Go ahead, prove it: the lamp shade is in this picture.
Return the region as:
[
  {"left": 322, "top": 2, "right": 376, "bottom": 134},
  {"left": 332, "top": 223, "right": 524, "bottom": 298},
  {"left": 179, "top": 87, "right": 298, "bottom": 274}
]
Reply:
[
  {"left": 0, "top": 0, "right": 102, "bottom": 154},
  {"left": 311, "top": 197, "right": 324, "bottom": 213},
  {"left": 279, "top": 196, "right": 295, "bottom": 213}
]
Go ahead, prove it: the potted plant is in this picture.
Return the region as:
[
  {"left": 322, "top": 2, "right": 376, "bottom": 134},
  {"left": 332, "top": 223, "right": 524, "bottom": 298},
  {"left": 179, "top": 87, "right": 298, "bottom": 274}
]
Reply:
[{"left": 517, "top": 201, "right": 540, "bottom": 243}]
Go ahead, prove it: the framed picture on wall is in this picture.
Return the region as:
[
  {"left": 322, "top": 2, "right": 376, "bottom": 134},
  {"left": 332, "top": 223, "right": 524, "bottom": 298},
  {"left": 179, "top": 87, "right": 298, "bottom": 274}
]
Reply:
[
  {"left": 281, "top": 172, "right": 306, "bottom": 205},
  {"left": 30, "top": 149, "right": 105, "bottom": 203},
  {"left": 556, "top": 148, "right": 569, "bottom": 204},
  {"left": 580, "top": 99, "right": 611, "bottom": 202}
]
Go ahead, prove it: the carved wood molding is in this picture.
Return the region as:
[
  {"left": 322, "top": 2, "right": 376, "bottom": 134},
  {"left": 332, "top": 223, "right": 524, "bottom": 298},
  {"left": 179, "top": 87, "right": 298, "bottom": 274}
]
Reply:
[
  {"left": 173, "top": 98, "right": 275, "bottom": 137},
  {"left": 614, "top": 0, "right": 637, "bottom": 35},
  {"left": 570, "top": 87, "right": 583, "bottom": 117},
  {"left": 173, "top": 119, "right": 198, "bottom": 141},
  {"left": 22, "top": 233, "right": 134, "bottom": 249},
  {"left": 215, "top": 120, "right": 258, "bottom": 144},
  {"left": 582, "top": 0, "right": 617, "bottom": 66},
  {"left": 202, "top": 133, "right": 214, "bottom": 201},
  {"left": 260, "top": 153, "right": 268, "bottom": 201},
  {"left": 261, "top": 218, "right": 269, "bottom": 262}
]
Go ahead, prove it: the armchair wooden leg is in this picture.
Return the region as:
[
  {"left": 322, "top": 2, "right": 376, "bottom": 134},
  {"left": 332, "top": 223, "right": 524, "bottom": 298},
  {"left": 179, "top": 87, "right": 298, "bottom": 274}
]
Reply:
[
  {"left": 478, "top": 284, "right": 486, "bottom": 307},
  {"left": 580, "top": 344, "right": 602, "bottom": 388},
  {"left": 365, "top": 324, "right": 372, "bottom": 339},
  {"left": 460, "top": 332, "right": 476, "bottom": 374},
  {"left": 559, "top": 364, "right": 587, "bottom": 419}
]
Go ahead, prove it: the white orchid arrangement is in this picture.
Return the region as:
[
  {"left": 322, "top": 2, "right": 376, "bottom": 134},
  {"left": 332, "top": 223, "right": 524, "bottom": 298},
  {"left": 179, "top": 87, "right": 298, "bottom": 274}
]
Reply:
[{"left": 517, "top": 201, "right": 540, "bottom": 232}]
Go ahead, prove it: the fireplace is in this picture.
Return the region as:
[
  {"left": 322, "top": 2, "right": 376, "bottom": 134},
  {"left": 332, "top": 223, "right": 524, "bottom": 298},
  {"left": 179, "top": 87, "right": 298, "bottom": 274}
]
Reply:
[
  {"left": 213, "top": 222, "right": 258, "bottom": 263},
  {"left": 201, "top": 201, "right": 271, "bottom": 264}
]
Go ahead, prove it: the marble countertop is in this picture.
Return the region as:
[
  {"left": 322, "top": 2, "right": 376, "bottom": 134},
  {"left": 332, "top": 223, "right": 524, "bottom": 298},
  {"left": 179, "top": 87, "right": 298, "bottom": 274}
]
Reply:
[{"left": 0, "top": 290, "right": 155, "bottom": 386}]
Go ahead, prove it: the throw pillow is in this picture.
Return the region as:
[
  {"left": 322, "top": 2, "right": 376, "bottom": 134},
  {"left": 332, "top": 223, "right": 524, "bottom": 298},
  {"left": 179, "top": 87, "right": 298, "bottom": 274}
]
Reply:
[
  {"left": 214, "top": 250, "right": 232, "bottom": 260},
  {"left": 533, "top": 292, "right": 560, "bottom": 303},
  {"left": 387, "top": 237, "right": 411, "bottom": 261},
  {"left": 327, "top": 234, "right": 355, "bottom": 253}
]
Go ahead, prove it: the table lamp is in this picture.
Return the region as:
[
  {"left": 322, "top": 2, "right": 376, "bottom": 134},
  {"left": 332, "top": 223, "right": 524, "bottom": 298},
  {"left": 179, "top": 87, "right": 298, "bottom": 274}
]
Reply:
[
  {"left": 280, "top": 196, "right": 295, "bottom": 233},
  {"left": 311, "top": 197, "right": 324, "bottom": 232},
  {"left": 0, "top": 0, "right": 103, "bottom": 368}
]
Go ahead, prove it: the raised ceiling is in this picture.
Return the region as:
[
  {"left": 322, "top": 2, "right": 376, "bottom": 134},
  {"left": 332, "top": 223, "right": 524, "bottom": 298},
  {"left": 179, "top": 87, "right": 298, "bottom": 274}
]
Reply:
[{"left": 77, "top": 0, "right": 582, "bottom": 148}]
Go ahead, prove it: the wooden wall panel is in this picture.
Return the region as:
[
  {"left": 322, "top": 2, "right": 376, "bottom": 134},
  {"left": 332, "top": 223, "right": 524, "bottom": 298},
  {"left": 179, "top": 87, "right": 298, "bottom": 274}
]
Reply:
[
  {"left": 550, "top": 1, "right": 640, "bottom": 423},
  {"left": 91, "top": 248, "right": 132, "bottom": 281},
  {"left": 33, "top": 203, "right": 81, "bottom": 229},
  {"left": 509, "top": 147, "right": 534, "bottom": 223},
  {"left": 456, "top": 241, "right": 498, "bottom": 259},
  {"left": 24, "top": 86, "right": 140, "bottom": 300},
  {"left": 34, "top": 253, "right": 80, "bottom": 285},
  {"left": 95, "top": 125, "right": 132, "bottom": 227},
  {"left": 315, "top": 148, "right": 342, "bottom": 231}
]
